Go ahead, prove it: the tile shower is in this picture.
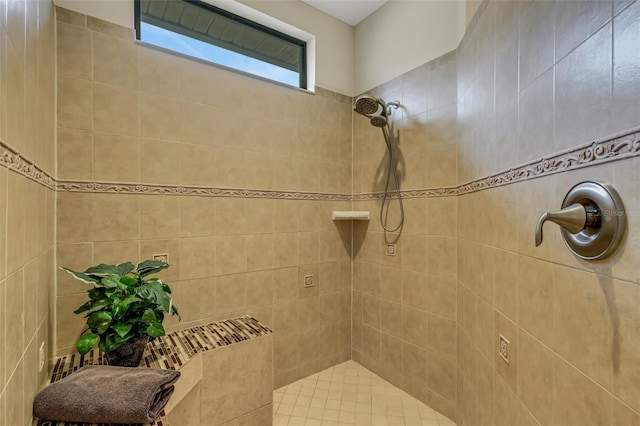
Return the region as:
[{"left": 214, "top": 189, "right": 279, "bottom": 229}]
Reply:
[{"left": 1, "top": 0, "right": 640, "bottom": 425}]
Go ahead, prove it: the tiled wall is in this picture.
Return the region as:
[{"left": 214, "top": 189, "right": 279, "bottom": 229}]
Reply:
[
  {"left": 351, "top": 52, "right": 459, "bottom": 419},
  {"left": 353, "top": 1, "right": 640, "bottom": 424},
  {"left": 54, "top": 8, "right": 352, "bottom": 388},
  {"left": 456, "top": 1, "right": 640, "bottom": 425},
  {"left": 0, "top": 0, "right": 57, "bottom": 424}
]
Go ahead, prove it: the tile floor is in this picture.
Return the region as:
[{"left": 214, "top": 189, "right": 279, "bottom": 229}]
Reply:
[{"left": 273, "top": 361, "right": 456, "bottom": 426}]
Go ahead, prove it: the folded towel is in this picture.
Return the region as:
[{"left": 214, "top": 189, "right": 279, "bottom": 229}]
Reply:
[{"left": 33, "top": 365, "right": 180, "bottom": 424}]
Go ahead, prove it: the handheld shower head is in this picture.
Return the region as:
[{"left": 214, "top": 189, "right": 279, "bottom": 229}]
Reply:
[
  {"left": 354, "top": 94, "right": 382, "bottom": 116},
  {"left": 370, "top": 114, "right": 388, "bottom": 127}
]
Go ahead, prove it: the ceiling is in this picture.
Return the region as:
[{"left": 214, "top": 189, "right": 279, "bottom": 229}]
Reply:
[{"left": 301, "top": 0, "right": 388, "bottom": 26}]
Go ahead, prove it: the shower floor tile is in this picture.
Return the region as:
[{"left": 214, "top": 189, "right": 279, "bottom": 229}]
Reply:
[{"left": 273, "top": 360, "right": 456, "bottom": 426}]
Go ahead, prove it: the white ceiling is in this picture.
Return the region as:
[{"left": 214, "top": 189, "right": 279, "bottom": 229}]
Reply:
[{"left": 301, "top": 0, "right": 388, "bottom": 26}]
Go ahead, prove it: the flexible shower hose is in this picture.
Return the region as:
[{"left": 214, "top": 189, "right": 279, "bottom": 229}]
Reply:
[{"left": 380, "top": 125, "right": 404, "bottom": 233}]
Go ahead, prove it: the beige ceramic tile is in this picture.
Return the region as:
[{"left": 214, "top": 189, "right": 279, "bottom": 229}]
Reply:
[
  {"left": 139, "top": 195, "right": 180, "bottom": 239},
  {"left": 93, "top": 240, "right": 140, "bottom": 265},
  {"left": 402, "top": 270, "right": 427, "bottom": 310},
  {"left": 179, "top": 195, "right": 215, "bottom": 238},
  {"left": 57, "top": 75, "right": 92, "bottom": 130},
  {"left": 611, "top": 279, "right": 640, "bottom": 411},
  {"left": 518, "top": 329, "right": 553, "bottom": 425},
  {"left": 273, "top": 267, "right": 297, "bottom": 304},
  {"left": 179, "top": 237, "right": 215, "bottom": 280},
  {"left": 139, "top": 46, "right": 181, "bottom": 97},
  {"left": 93, "top": 82, "right": 139, "bottom": 136},
  {"left": 140, "top": 94, "right": 181, "bottom": 142},
  {"left": 57, "top": 127, "right": 93, "bottom": 180},
  {"left": 214, "top": 273, "right": 247, "bottom": 315},
  {"left": 92, "top": 193, "right": 139, "bottom": 241},
  {"left": 246, "top": 234, "right": 274, "bottom": 272},
  {"left": 427, "top": 236, "right": 456, "bottom": 279},
  {"left": 401, "top": 234, "right": 428, "bottom": 273},
  {"left": 493, "top": 249, "right": 518, "bottom": 322},
  {"left": 216, "top": 235, "right": 247, "bottom": 275},
  {"left": 245, "top": 270, "right": 273, "bottom": 308},
  {"left": 427, "top": 351, "right": 456, "bottom": 402},
  {"left": 554, "top": 265, "right": 613, "bottom": 390},
  {"left": 93, "top": 132, "right": 140, "bottom": 182},
  {"left": 170, "top": 278, "right": 216, "bottom": 323},
  {"left": 428, "top": 275, "right": 456, "bottom": 321},
  {"left": 56, "top": 192, "right": 93, "bottom": 244},
  {"left": 297, "top": 296, "right": 320, "bottom": 332},
  {"left": 402, "top": 306, "right": 427, "bottom": 348},
  {"left": 428, "top": 314, "right": 456, "bottom": 358},
  {"left": 553, "top": 354, "right": 612, "bottom": 426},
  {"left": 517, "top": 255, "right": 554, "bottom": 348},
  {"left": 92, "top": 31, "right": 138, "bottom": 89},
  {"left": 244, "top": 199, "right": 273, "bottom": 235},
  {"left": 475, "top": 298, "right": 494, "bottom": 363},
  {"left": 5, "top": 358, "right": 24, "bottom": 426},
  {"left": 178, "top": 143, "right": 217, "bottom": 186},
  {"left": 56, "top": 21, "right": 91, "bottom": 79},
  {"left": 613, "top": 398, "right": 640, "bottom": 425},
  {"left": 200, "top": 335, "right": 272, "bottom": 424}
]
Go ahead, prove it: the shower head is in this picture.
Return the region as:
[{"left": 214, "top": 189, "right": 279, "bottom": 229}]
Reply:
[
  {"left": 370, "top": 114, "right": 388, "bottom": 127},
  {"left": 354, "top": 94, "right": 382, "bottom": 116}
]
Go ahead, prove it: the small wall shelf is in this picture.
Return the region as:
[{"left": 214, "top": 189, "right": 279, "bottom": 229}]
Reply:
[{"left": 332, "top": 211, "right": 371, "bottom": 221}]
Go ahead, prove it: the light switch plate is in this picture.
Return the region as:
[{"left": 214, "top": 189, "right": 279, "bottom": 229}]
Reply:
[
  {"left": 153, "top": 253, "right": 169, "bottom": 263},
  {"left": 499, "top": 334, "right": 510, "bottom": 365}
]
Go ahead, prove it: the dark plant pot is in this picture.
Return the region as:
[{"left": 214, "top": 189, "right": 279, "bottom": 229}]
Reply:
[{"left": 105, "top": 335, "right": 149, "bottom": 367}]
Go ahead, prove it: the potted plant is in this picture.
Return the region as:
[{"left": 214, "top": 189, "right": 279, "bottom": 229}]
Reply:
[{"left": 61, "top": 260, "right": 180, "bottom": 367}]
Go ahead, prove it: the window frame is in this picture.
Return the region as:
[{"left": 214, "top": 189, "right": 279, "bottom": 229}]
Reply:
[{"left": 134, "top": 0, "right": 311, "bottom": 90}]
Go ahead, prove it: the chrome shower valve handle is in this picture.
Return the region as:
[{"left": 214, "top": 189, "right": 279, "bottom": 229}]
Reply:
[
  {"left": 534, "top": 203, "right": 599, "bottom": 246},
  {"left": 533, "top": 180, "right": 626, "bottom": 260}
]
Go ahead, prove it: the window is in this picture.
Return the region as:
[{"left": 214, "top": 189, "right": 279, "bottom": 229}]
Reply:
[{"left": 135, "top": 0, "right": 311, "bottom": 89}]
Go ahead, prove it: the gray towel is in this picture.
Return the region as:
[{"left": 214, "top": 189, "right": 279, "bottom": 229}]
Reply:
[{"left": 33, "top": 365, "right": 180, "bottom": 424}]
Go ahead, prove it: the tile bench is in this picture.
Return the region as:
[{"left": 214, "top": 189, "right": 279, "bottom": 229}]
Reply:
[{"left": 37, "top": 316, "right": 273, "bottom": 426}]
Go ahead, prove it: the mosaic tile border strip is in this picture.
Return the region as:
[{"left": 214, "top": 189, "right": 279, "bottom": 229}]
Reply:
[
  {"left": 0, "top": 140, "right": 56, "bottom": 190},
  {"left": 39, "top": 316, "right": 271, "bottom": 426}
]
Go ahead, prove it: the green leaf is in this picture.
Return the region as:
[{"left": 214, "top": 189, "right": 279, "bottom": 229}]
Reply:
[
  {"left": 116, "top": 262, "right": 135, "bottom": 276},
  {"left": 60, "top": 267, "right": 100, "bottom": 284},
  {"left": 141, "top": 308, "right": 157, "bottom": 324},
  {"left": 121, "top": 294, "right": 141, "bottom": 310},
  {"left": 113, "top": 323, "right": 132, "bottom": 338},
  {"left": 88, "top": 299, "right": 111, "bottom": 313},
  {"left": 100, "top": 276, "right": 120, "bottom": 289},
  {"left": 76, "top": 333, "right": 99, "bottom": 355},
  {"left": 136, "top": 282, "right": 171, "bottom": 312},
  {"left": 136, "top": 260, "right": 169, "bottom": 277},
  {"left": 146, "top": 321, "right": 165, "bottom": 338},
  {"left": 87, "top": 311, "right": 112, "bottom": 334},
  {"left": 84, "top": 264, "right": 120, "bottom": 277},
  {"left": 73, "top": 300, "right": 93, "bottom": 315},
  {"left": 119, "top": 276, "right": 138, "bottom": 287}
]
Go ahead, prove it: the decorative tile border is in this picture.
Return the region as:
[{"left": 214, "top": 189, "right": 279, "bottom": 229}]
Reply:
[
  {"left": 354, "top": 125, "right": 640, "bottom": 200},
  {"left": 0, "top": 141, "right": 56, "bottom": 190},
  {"left": 5, "top": 126, "right": 640, "bottom": 200},
  {"left": 56, "top": 180, "right": 352, "bottom": 201}
]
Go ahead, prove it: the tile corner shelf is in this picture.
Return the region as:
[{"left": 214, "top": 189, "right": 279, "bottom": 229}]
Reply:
[{"left": 332, "top": 211, "right": 370, "bottom": 221}]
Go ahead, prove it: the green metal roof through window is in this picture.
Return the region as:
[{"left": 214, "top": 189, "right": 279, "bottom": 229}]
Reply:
[{"left": 139, "top": 0, "right": 304, "bottom": 73}]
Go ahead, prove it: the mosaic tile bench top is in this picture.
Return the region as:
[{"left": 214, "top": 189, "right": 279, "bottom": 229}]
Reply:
[{"left": 37, "top": 316, "right": 272, "bottom": 426}]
